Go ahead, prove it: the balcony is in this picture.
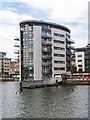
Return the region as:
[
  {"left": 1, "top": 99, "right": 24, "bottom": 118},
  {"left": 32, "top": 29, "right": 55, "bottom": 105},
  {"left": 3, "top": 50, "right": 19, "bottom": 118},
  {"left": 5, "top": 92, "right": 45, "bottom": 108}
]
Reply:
[
  {"left": 42, "top": 62, "right": 52, "bottom": 66},
  {"left": 41, "top": 40, "right": 52, "bottom": 45},
  {"left": 66, "top": 39, "right": 74, "bottom": 44},
  {"left": 42, "top": 27, "right": 51, "bottom": 32},
  {"left": 66, "top": 57, "right": 72, "bottom": 62},
  {"left": 23, "top": 67, "right": 29, "bottom": 70},
  {"left": 14, "top": 37, "right": 19, "bottom": 41},
  {"left": 66, "top": 45, "right": 75, "bottom": 50},
  {"left": 42, "top": 48, "right": 52, "bottom": 53},
  {"left": 14, "top": 43, "right": 20, "bottom": 47},
  {"left": 66, "top": 51, "right": 72, "bottom": 55},
  {"left": 66, "top": 63, "right": 71, "bottom": 68},
  {"left": 42, "top": 70, "right": 52, "bottom": 75},
  {"left": 42, "top": 34, "right": 52, "bottom": 39},
  {"left": 85, "top": 52, "right": 90, "bottom": 55},
  {"left": 14, "top": 50, "right": 19, "bottom": 54},
  {"left": 85, "top": 56, "right": 90, "bottom": 60},
  {"left": 42, "top": 55, "right": 52, "bottom": 59}
]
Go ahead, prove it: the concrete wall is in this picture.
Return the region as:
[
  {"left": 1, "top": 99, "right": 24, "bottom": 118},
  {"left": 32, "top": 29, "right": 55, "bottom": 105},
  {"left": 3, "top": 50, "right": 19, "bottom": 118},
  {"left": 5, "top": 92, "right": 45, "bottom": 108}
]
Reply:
[
  {"left": 33, "top": 26, "right": 42, "bottom": 80},
  {"left": 51, "top": 28, "right": 66, "bottom": 78}
]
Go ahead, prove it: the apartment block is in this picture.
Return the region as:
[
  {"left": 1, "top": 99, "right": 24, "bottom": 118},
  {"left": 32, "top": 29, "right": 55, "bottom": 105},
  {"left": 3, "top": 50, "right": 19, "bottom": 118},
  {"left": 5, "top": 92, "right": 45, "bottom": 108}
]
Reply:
[
  {"left": 0, "top": 52, "right": 11, "bottom": 79},
  {"left": 75, "top": 44, "right": 90, "bottom": 72},
  {"left": 20, "top": 20, "right": 74, "bottom": 81},
  {"left": 2, "top": 58, "right": 11, "bottom": 75}
]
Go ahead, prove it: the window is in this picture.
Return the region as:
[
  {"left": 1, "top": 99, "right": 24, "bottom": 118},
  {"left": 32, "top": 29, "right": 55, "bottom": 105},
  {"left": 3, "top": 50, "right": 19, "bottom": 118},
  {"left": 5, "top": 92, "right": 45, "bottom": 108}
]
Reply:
[
  {"left": 54, "top": 53, "right": 65, "bottom": 57},
  {"left": 54, "top": 60, "right": 65, "bottom": 64},
  {"left": 54, "top": 40, "right": 64, "bottom": 44},
  {"left": 54, "top": 46, "right": 65, "bottom": 51},
  {"left": 78, "top": 55, "right": 82, "bottom": 57},
  {"left": 78, "top": 65, "right": 82, "bottom": 67},
  {"left": 53, "top": 33, "right": 64, "bottom": 38},
  {"left": 54, "top": 67, "right": 65, "bottom": 70},
  {"left": 78, "top": 60, "right": 82, "bottom": 62}
]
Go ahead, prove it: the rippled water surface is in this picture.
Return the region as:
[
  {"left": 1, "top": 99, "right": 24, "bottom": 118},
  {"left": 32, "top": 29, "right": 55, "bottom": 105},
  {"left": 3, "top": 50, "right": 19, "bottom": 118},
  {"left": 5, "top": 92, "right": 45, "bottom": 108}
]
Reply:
[{"left": 1, "top": 82, "right": 88, "bottom": 118}]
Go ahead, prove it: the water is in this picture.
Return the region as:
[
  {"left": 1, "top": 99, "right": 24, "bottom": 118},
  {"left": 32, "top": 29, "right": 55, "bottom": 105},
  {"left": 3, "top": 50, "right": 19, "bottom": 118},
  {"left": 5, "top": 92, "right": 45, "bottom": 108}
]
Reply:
[{"left": 1, "top": 82, "right": 88, "bottom": 118}]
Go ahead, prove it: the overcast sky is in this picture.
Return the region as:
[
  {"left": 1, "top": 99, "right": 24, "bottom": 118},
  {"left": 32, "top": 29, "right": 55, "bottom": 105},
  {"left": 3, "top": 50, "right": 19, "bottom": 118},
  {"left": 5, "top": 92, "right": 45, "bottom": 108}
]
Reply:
[{"left": 0, "top": 0, "right": 89, "bottom": 59}]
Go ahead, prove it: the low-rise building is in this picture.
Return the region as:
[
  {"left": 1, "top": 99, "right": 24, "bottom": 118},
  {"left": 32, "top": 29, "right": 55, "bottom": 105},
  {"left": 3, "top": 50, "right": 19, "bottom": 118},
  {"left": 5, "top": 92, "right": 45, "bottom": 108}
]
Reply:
[
  {"left": 75, "top": 44, "right": 90, "bottom": 72},
  {"left": 0, "top": 52, "right": 11, "bottom": 79}
]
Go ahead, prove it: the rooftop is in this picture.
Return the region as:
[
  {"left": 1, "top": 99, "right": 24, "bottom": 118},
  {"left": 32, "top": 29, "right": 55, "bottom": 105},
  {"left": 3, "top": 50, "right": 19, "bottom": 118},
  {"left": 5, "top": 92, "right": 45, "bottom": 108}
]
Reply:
[{"left": 20, "top": 20, "right": 70, "bottom": 33}]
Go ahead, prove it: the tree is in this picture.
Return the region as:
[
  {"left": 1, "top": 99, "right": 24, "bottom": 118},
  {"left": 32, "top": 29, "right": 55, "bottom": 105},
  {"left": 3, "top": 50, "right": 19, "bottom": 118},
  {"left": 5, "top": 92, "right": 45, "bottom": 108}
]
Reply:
[
  {"left": 62, "top": 73, "right": 67, "bottom": 82},
  {"left": 78, "top": 68, "right": 82, "bottom": 73},
  {"left": 71, "top": 64, "right": 77, "bottom": 75}
]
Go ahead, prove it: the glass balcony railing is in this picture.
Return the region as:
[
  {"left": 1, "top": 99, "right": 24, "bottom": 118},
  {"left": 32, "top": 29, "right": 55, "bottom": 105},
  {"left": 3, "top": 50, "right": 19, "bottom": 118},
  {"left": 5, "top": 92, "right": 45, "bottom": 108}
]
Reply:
[
  {"left": 42, "top": 48, "right": 52, "bottom": 52},
  {"left": 66, "top": 51, "right": 72, "bottom": 55},
  {"left": 41, "top": 40, "right": 52, "bottom": 45},
  {"left": 42, "top": 55, "right": 52, "bottom": 59},
  {"left": 42, "top": 62, "right": 52, "bottom": 66},
  {"left": 66, "top": 57, "right": 72, "bottom": 61},
  {"left": 66, "top": 45, "right": 75, "bottom": 49},
  {"left": 42, "top": 33, "right": 52, "bottom": 38},
  {"left": 42, "top": 26, "right": 51, "bottom": 31}
]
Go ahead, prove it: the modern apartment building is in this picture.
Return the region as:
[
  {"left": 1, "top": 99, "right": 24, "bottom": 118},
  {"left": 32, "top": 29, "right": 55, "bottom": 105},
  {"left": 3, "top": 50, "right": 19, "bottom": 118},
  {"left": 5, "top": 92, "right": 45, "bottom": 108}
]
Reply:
[
  {"left": 20, "top": 20, "right": 74, "bottom": 81},
  {"left": 1, "top": 58, "right": 11, "bottom": 75},
  {"left": 75, "top": 44, "right": 90, "bottom": 72}
]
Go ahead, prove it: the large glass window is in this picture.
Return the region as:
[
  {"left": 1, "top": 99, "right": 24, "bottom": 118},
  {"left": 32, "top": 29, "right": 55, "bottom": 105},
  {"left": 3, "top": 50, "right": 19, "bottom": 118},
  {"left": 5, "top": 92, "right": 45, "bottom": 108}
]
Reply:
[{"left": 22, "top": 25, "right": 34, "bottom": 80}]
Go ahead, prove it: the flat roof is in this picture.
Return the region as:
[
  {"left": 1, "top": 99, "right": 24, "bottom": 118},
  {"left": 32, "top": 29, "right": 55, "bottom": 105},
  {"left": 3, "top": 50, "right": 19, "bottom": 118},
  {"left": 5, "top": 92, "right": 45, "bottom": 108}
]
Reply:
[
  {"left": 75, "top": 47, "right": 90, "bottom": 52},
  {"left": 0, "top": 52, "right": 6, "bottom": 54},
  {"left": 20, "top": 20, "right": 70, "bottom": 33}
]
